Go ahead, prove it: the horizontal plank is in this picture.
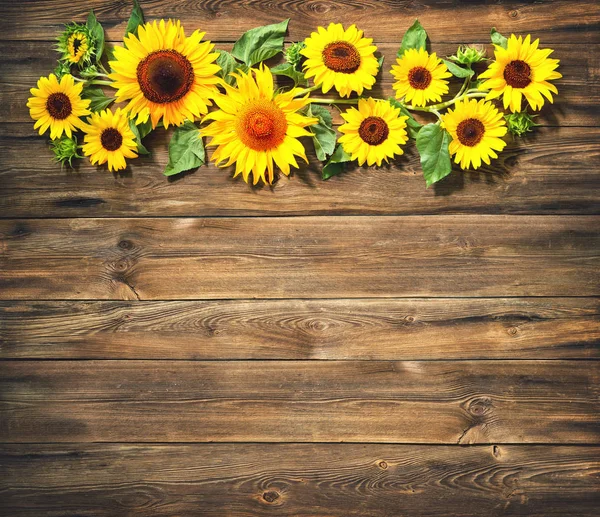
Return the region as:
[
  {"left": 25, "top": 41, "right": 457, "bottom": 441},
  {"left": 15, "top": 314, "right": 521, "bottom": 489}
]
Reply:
[
  {"left": 0, "top": 360, "right": 597, "bottom": 443},
  {"left": 1, "top": 298, "right": 598, "bottom": 359},
  {"left": 0, "top": 216, "right": 598, "bottom": 299},
  {"left": 3, "top": 42, "right": 595, "bottom": 126},
  {"left": 1, "top": 444, "right": 598, "bottom": 516},
  {"left": 1, "top": 0, "right": 598, "bottom": 44},
  {"left": 1, "top": 126, "right": 599, "bottom": 217}
]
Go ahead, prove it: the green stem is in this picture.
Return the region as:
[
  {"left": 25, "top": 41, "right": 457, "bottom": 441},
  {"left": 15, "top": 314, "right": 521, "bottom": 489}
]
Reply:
[
  {"left": 410, "top": 91, "right": 487, "bottom": 112},
  {"left": 86, "top": 80, "right": 113, "bottom": 86},
  {"left": 293, "top": 84, "right": 320, "bottom": 97},
  {"left": 309, "top": 97, "right": 360, "bottom": 105}
]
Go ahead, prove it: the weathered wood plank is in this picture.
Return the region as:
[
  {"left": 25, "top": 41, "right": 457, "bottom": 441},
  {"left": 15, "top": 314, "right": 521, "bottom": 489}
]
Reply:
[
  {"left": 3, "top": 42, "right": 596, "bottom": 126},
  {"left": 0, "top": 216, "right": 597, "bottom": 299},
  {"left": 0, "top": 360, "right": 597, "bottom": 443},
  {"left": 1, "top": 126, "right": 598, "bottom": 217},
  {"left": 1, "top": 0, "right": 598, "bottom": 44},
  {"left": 1, "top": 444, "right": 598, "bottom": 516},
  {"left": 1, "top": 298, "right": 598, "bottom": 359}
]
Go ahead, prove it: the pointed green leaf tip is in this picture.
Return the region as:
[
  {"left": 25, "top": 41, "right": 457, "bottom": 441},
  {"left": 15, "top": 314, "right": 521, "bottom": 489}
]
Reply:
[
  {"left": 442, "top": 59, "right": 474, "bottom": 79},
  {"left": 322, "top": 144, "right": 352, "bottom": 180},
  {"left": 164, "top": 121, "right": 206, "bottom": 176},
  {"left": 86, "top": 10, "right": 105, "bottom": 63},
  {"left": 490, "top": 28, "right": 508, "bottom": 49},
  {"left": 125, "top": 0, "right": 145, "bottom": 37},
  {"left": 232, "top": 19, "right": 289, "bottom": 67},
  {"left": 416, "top": 123, "right": 452, "bottom": 187},
  {"left": 306, "top": 104, "right": 336, "bottom": 162},
  {"left": 397, "top": 19, "right": 427, "bottom": 57}
]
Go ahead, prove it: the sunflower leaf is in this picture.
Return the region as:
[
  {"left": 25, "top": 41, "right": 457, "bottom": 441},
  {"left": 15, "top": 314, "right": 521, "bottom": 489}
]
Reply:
[
  {"left": 377, "top": 55, "right": 385, "bottom": 71},
  {"left": 164, "top": 121, "right": 205, "bottom": 176},
  {"left": 216, "top": 50, "right": 247, "bottom": 86},
  {"left": 322, "top": 144, "right": 352, "bottom": 180},
  {"left": 125, "top": 0, "right": 145, "bottom": 37},
  {"left": 232, "top": 19, "right": 289, "bottom": 67},
  {"left": 270, "top": 63, "right": 308, "bottom": 87},
  {"left": 86, "top": 10, "right": 105, "bottom": 64},
  {"left": 442, "top": 59, "right": 474, "bottom": 79},
  {"left": 397, "top": 19, "right": 427, "bottom": 57},
  {"left": 388, "top": 98, "right": 422, "bottom": 139},
  {"left": 81, "top": 87, "right": 114, "bottom": 112},
  {"left": 128, "top": 120, "right": 150, "bottom": 155},
  {"left": 490, "top": 28, "right": 508, "bottom": 49},
  {"left": 416, "top": 123, "right": 452, "bottom": 187},
  {"left": 307, "top": 104, "right": 336, "bottom": 161}
]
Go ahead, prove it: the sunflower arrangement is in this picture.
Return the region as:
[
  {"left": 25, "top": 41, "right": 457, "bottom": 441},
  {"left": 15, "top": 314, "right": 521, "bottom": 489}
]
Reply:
[{"left": 27, "top": 1, "right": 561, "bottom": 187}]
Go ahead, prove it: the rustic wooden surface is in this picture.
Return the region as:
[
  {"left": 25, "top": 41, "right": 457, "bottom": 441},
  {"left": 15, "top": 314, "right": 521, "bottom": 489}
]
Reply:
[{"left": 0, "top": 0, "right": 599, "bottom": 515}]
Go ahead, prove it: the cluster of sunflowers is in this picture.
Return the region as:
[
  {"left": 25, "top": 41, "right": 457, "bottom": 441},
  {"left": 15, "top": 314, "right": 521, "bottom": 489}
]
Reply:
[{"left": 27, "top": 1, "right": 561, "bottom": 187}]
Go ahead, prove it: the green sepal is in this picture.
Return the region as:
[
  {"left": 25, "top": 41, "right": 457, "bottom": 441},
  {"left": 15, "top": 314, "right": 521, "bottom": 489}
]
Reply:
[
  {"left": 231, "top": 19, "right": 289, "bottom": 67},
  {"left": 442, "top": 59, "right": 474, "bottom": 79},
  {"left": 306, "top": 104, "right": 336, "bottom": 161},
  {"left": 490, "top": 28, "right": 508, "bottom": 49},
  {"left": 397, "top": 19, "right": 427, "bottom": 58},
  {"left": 125, "top": 0, "right": 144, "bottom": 37},
  {"left": 86, "top": 10, "right": 105, "bottom": 64},
  {"left": 416, "top": 123, "right": 452, "bottom": 187},
  {"left": 322, "top": 144, "right": 352, "bottom": 180},
  {"left": 388, "top": 98, "right": 422, "bottom": 140},
  {"left": 270, "top": 62, "right": 308, "bottom": 87},
  {"left": 163, "top": 121, "right": 206, "bottom": 176}
]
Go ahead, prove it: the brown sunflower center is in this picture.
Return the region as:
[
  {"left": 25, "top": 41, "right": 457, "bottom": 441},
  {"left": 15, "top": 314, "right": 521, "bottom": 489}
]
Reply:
[
  {"left": 503, "top": 59, "right": 531, "bottom": 88},
  {"left": 408, "top": 66, "right": 432, "bottom": 90},
  {"left": 137, "top": 50, "right": 195, "bottom": 104},
  {"left": 322, "top": 41, "right": 361, "bottom": 73},
  {"left": 72, "top": 37, "right": 82, "bottom": 54},
  {"left": 100, "top": 128, "right": 123, "bottom": 151},
  {"left": 358, "top": 116, "right": 389, "bottom": 145},
  {"left": 456, "top": 118, "right": 485, "bottom": 147},
  {"left": 46, "top": 92, "right": 72, "bottom": 120},
  {"left": 236, "top": 100, "right": 288, "bottom": 151}
]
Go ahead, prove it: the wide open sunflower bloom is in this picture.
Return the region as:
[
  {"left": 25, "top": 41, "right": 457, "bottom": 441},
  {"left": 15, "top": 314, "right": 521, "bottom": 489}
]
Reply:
[
  {"left": 301, "top": 23, "right": 379, "bottom": 98},
  {"left": 27, "top": 73, "right": 91, "bottom": 140},
  {"left": 478, "top": 34, "right": 561, "bottom": 113},
  {"left": 441, "top": 98, "right": 508, "bottom": 170},
  {"left": 391, "top": 48, "right": 452, "bottom": 107},
  {"left": 202, "top": 65, "right": 318, "bottom": 185},
  {"left": 109, "top": 19, "right": 221, "bottom": 129},
  {"left": 338, "top": 98, "right": 409, "bottom": 167}
]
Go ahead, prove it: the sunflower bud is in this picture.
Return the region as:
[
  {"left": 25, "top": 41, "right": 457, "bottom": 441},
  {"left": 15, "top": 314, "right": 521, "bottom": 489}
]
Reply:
[
  {"left": 50, "top": 135, "right": 83, "bottom": 167},
  {"left": 57, "top": 23, "right": 96, "bottom": 67},
  {"left": 449, "top": 45, "right": 487, "bottom": 65},
  {"left": 285, "top": 42, "right": 306, "bottom": 70},
  {"left": 505, "top": 111, "right": 539, "bottom": 137},
  {"left": 53, "top": 61, "right": 72, "bottom": 80}
]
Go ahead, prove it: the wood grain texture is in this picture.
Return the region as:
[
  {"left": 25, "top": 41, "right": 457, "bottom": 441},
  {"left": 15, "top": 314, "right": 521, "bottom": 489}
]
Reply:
[
  {"left": 1, "top": 298, "right": 598, "bottom": 360},
  {"left": 1, "top": 444, "right": 599, "bottom": 516},
  {"left": 1, "top": 126, "right": 599, "bottom": 217},
  {"left": 0, "top": 360, "right": 598, "bottom": 443},
  {"left": 1, "top": 216, "right": 598, "bottom": 300},
  {"left": 1, "top": 0, "right": 598, "bottom": 44}
]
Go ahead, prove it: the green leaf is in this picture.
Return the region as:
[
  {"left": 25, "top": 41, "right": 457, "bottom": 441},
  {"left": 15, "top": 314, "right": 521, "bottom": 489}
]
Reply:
[
  {"left": 216, "top": 50, "right": 241, "bottom": 86},
  {"left": 490, "top": 28, "right": 508, "bottom": 49},
  {"left": 397, "top": 19, "right": 427, "bottom": 57},
  {"left": 388, "top": 98, "right": 422, "bottom": 140},
  {"left": 81, "top": 87, "right": 114, "bottom": 112},
  {"left": 306, "top": 104, "right": 336, "bottom": 161},
  {"left": 86, "top": 10, "right": 105, "bottom": 63},
  {"left": 164, "top": 121, "right": 205, "bottom": 176},
  {"left": 377, "top": 55, "right": 385, "bottom": 71},
  {"left": 125, "top": 0, "right": 144, "bottom": 37},
  {"left": 231, "top": 19, "right": 289, "bottom": 67},
  {"left": 270, "top": 62, "right": 308, "bottom": 87},
  {"left": 442, "top": 59, "right": 474, "bottom": 79},
  {"left": 322, "top": 144, "right": 352, "bottom": 180},
  {"left": 416, "top": 123, "right": 452, "bottom": 187},
  {"left": 128, "top": 119, "right": 150, "bottom": 155},
  {"left": 136, "top": 119, "right": 154, "bottom": 139}
]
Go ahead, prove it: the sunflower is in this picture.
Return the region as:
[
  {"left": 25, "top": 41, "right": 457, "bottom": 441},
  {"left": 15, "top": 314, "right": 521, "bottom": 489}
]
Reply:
[
  {"left": 338, "top": 98, "right": 409, "bottom": 166},
  {"left": 301, "top": 23, "right": 379, "bottom": 98},
  {"left": 27, "top": 73, "right": 91, "bottom": 140},
  {"left": 391, "top": 48, "right": 452, "bottom": 107},
  {"left": 441, "top": 98, "right": 508, "bottom": 170},
  {"left": 202, "top": 64, "right": 318, "bottom": 185},
  {"left": 478, "top": 34, "right": 561, "bottom": 113},
  {"left": 57, "top": 23, "right": 95, "bottom": 66},
  {"left": 82, "top": 107, "right": 138, "bottom": 172},
  {"left": 109, "top": 19, "right": 221, "bottom": 129}
]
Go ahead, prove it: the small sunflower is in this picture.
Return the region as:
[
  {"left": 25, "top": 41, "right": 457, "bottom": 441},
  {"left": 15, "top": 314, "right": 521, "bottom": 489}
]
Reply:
[
  {"left": 109, "top": 19, "right": 221, "bottom": 129},
  {"left": 391, "top": 48, "right": 452, "bottom": 107},
  {"left": 82, "top": 108, "right": 138, "bottom": 172},
  {"left": 478, "top": 34, "right": 561, "bottom": 113},
  {"left": 202, "top": 65, "right": 318, "bottom": 185},
  {"left": 338, "top": 98, "right": 409, "bottom": 167},
  {"left": 57, "top": 23, "right": 95, "bottom": 66},
  {"left": 441, "top": 98, "right": 508, "bottom": 170},
  {"left": 27, "top": 73, "right": 91, "bottom": 140},
  {"left": 301, "top": 23, "right": 379, "bottom": 98}
]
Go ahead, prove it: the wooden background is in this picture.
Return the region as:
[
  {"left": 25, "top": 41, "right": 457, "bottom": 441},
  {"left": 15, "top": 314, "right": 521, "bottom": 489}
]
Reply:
[{"left": 1, "top": 1, "right": 599, "bottom": 515}]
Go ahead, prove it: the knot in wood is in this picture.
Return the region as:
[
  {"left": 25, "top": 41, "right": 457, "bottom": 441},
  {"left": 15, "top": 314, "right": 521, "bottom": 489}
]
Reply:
[
  {"left": 467, "top": 397, "right": 494, "bottom": 418},
  {"left": 262, "top": 490, "right": 280, "bottom": 503}
]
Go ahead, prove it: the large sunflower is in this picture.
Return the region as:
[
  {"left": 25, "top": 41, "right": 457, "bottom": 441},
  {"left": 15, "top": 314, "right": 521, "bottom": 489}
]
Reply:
[
  {"left": 441, "top": 98, "right": 507, "bottom": 170},
  {"left": 202, "top": 65, "right": 318, "bottom": 185},
  {"left": 27, "top": 73, "right": 91, "bottom": 140},
  {"left": 301, "top": 23, "right": 379, "bottom": 98},
  {"left": 338, "top": 98, "right": 409, "bottom": 166},
  {"left": 109, "top": 19, "right": 221, "bottom": 129},
  {"left": 478, "top": 34, "right": 561, "bottom": 113},
  {"left": 82, "top": 107, "right": 138, "bottom": 172},
  {"left": 391, "top": 48, "right": 451, "bottom": 107}
]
